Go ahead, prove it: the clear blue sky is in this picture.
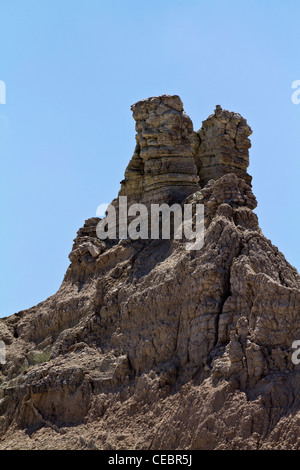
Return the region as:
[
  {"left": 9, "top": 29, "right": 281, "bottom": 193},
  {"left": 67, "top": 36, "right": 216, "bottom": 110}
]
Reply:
[{"left": 0, "top": 0, "right": 299, "bottom": 317}]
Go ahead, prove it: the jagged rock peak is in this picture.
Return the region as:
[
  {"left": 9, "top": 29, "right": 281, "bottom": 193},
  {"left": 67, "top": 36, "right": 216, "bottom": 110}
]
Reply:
[
  {"left": 119, "top": 94, "right": 200, "bottom": 205},
  {"left": 119, "top": 95, "right": 253, "bottom": 207},
  {"left": 194, "top": 104, "right": 253, "bottom": 187},
  {"left": 3, "top": 96, "right": 300, "bottom": 451}
]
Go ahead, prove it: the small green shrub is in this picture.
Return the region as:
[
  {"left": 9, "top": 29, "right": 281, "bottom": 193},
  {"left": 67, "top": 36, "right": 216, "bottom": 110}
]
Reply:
[{"left": 30, "top": 350, "right": 51, "bottom": 364}]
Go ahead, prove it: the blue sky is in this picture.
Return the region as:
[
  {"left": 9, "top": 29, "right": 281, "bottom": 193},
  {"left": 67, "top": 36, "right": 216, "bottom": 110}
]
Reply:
[{"left": 0, "top": 0, "right": 299, "bottom": 317}]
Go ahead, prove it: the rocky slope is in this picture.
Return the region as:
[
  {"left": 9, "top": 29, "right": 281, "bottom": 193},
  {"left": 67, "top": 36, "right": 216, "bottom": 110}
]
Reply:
[{"left": 1, "top": 95, "right": 300, "bottom": 450}]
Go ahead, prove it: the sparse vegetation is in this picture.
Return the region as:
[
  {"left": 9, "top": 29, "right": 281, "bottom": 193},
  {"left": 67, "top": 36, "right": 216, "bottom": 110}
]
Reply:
[{"left": 30, "top": 350, "right": 51, "bottom": 364}]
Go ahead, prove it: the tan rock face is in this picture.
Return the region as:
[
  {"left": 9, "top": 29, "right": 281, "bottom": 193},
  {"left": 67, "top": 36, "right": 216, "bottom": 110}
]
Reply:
[
  {"left": 119, "top": 95, "right": 200, "bottom": 205},
  {"left": 0, "top": 96, "right": 300, "bottom": 450},
  {"left": 194, "top": 105, "right": 252, "bottom": 187}
]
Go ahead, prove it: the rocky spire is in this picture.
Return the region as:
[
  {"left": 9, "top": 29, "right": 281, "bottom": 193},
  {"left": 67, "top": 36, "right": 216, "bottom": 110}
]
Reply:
[
  {"left": 119, "top": 97, "right": 253, "bottom": 209},
  {"left": 119, "top": 95, "right": 200, "bottom": 205},
  {"left": 3, "top": 96, "right": 299, "bottom": 451},
  {"left": 194, "top": 105, "right": 253, "bottom": 187}
]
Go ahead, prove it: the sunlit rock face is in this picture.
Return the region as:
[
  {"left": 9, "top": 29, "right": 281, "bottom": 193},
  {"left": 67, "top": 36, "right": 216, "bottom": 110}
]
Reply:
[
  {"left": 194, "top": 104, "right": 252, "bottom": 187},
  {"left": 119, "top": 94, "right": 200, "bottom": 205},
  {"left": 1, "top": 96, "right": 300, "bottom": 451}
]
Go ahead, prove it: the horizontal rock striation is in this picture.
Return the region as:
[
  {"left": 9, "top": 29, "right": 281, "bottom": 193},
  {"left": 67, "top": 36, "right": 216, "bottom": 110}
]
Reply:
[
  {"left": 194, "top": 105, "right": 252, "bottom": 187},
  {"left": 1, "top": 95, "right": 300, "bottom": 450},
  {"left": 119, "top": 95, "right": 200, "bottom": 206}
]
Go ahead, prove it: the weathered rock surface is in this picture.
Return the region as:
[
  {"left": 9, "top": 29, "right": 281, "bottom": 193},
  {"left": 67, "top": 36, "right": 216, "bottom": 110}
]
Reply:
[
  {"left": 0, "top": 96, "right": 300, "bottom": 450},
  {"left": 194, "top": 105, "right": 252, "bottom": 187},
  {"left": 119, "top": 95, "right": 200, "bottom": 206}
]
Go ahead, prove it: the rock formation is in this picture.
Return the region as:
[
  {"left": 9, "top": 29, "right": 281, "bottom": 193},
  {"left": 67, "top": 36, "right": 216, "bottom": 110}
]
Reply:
[
  {"left": 0, "top": 95, "right": 300, "bottom": 450},
  {"left": 119, "top": 95, "right": 199, "bottom": 206},
  {"left": 194, "top": 104, "right": 252, "bottom": 187}
]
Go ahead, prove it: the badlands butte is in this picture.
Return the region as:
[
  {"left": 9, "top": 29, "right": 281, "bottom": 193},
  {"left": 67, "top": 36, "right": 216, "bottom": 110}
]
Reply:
[{"left": 1, "top": 95, "right": 300, "bottom": 450}]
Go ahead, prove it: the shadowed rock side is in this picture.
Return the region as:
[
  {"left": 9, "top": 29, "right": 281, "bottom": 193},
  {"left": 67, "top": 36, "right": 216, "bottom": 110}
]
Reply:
[{"left": 0, "top": 96, "right": 300, "bottom": 450}]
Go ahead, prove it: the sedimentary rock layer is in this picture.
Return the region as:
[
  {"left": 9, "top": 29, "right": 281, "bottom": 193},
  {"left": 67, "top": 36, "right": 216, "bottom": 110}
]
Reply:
[
  {"left": 119, "top": 95, "right": 200, "bottom": 205},
  {"left": 194, "top": 105, "right": 252, "bottom": 186},
  {"left": 0, "top": 96, "right": 299, "bottom": 450}
]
